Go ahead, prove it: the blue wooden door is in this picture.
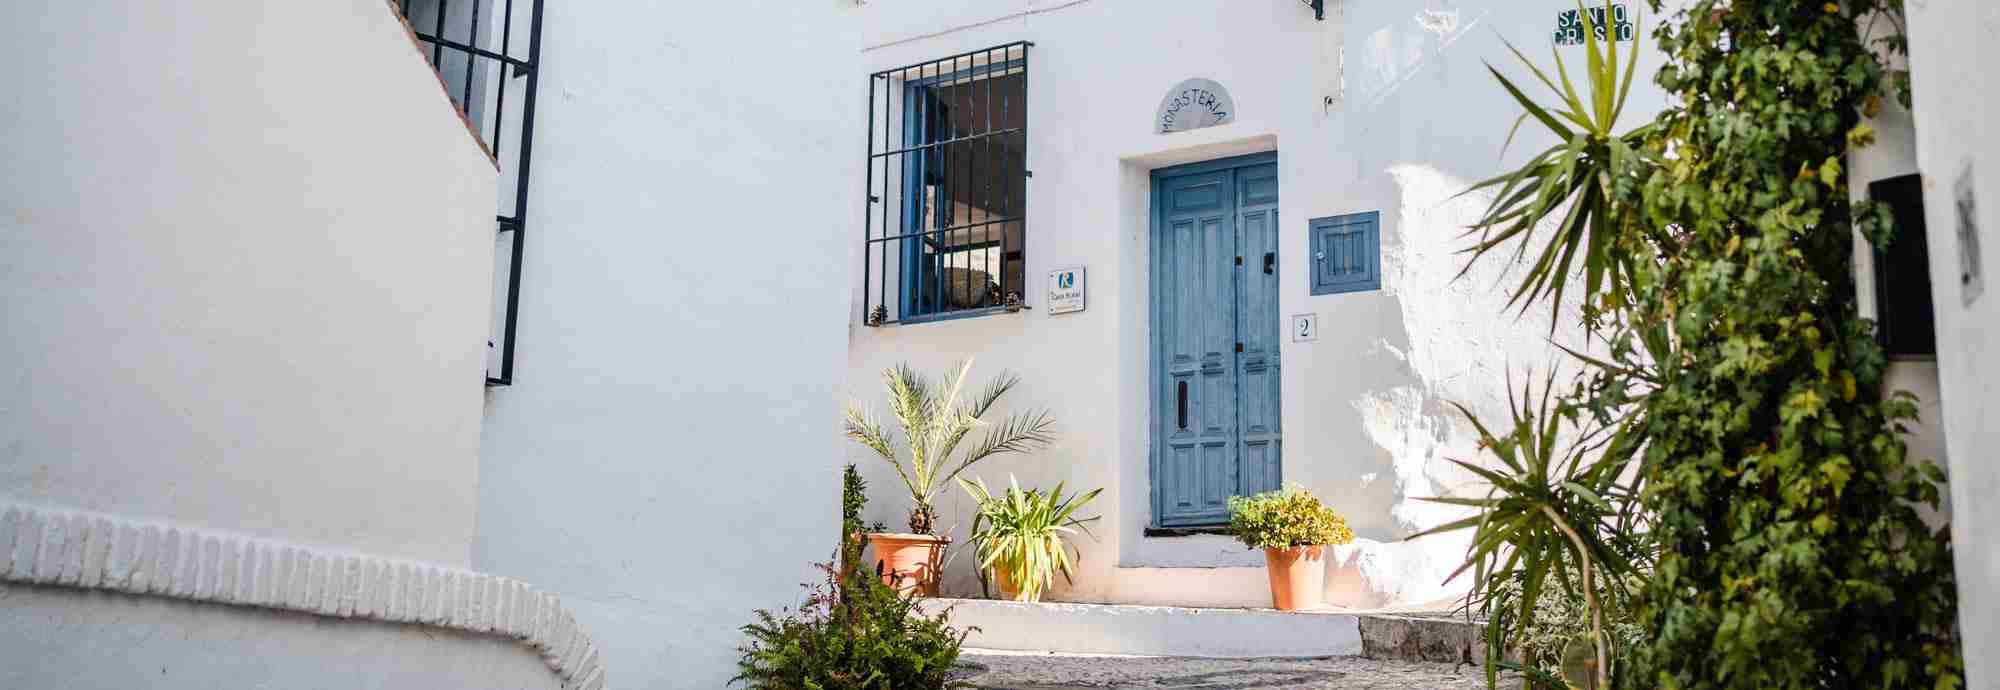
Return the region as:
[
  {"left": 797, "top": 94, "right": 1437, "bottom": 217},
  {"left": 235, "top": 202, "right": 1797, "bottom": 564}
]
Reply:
[{"left": 1151, "top": 154, "right": 1282, "bottom": 527}]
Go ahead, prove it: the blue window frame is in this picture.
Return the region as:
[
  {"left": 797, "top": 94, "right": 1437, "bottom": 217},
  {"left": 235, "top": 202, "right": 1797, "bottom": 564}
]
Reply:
[
  {"left": 1309, "top": 211, "right": 1381, "bottom": 295},
  {"left": 860, "top": 43, "right": 1031, "bottom": 326}
]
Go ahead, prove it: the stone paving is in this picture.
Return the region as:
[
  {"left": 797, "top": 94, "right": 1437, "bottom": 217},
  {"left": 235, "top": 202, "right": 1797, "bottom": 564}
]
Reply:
[{"left": 955, "top": 651, "right": 1520, "bottom": 689}]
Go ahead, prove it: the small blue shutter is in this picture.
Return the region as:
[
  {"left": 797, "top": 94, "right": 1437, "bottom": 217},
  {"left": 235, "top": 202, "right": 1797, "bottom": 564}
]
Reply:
[{"left": 1309, "top": 212, "right": 1381, "bottom": 295}]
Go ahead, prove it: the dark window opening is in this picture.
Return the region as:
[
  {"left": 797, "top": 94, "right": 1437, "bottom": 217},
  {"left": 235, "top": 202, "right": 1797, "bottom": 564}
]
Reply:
[{"left": 1871, "top": 174, "right": 1938, "bottom": 358}]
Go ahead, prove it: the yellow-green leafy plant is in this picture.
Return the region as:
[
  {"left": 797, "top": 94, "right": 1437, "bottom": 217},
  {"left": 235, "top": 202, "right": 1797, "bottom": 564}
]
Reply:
[
  {"left": 1227, "top": 484, "right": 1354, "bottom": 551},
  {"left": 845, "top": 361, "right": 1056, "bottom": 535},
  {"left": 1417, "top": 1, "right": 1962, "bottom": 687},
  {"left": 957, "top": 476, "right": 1101, "bottom": 602}
]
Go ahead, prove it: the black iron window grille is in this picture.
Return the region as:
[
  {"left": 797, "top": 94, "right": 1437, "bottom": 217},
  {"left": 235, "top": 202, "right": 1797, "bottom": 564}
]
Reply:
[
  {"left": 396, "top": 0, "right": 544, "bottom": 385},
  {"left": 862, "top": 42, "right": 1031, "bottom": 326}
]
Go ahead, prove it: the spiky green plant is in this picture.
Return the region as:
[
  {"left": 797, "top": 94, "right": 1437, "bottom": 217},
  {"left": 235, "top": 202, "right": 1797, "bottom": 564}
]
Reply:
[
  {"left": 1416, "top": 6, "right": 1656, "bottom": 688},
  {"left": 1458, "top": 0, "right": 1656, "bottom": 328},
  {"left": 1412, "top": 373, "right": 1650, "bottom": 690},
  {"left": 1418, "top": 0, "right": 1963, "bottom": 687},
  {"left": 844, "top": 361, "right": 1056, "bottom": 535},
  {"left": 957, "top": 476, "right": 1101, "bottom": 602}
]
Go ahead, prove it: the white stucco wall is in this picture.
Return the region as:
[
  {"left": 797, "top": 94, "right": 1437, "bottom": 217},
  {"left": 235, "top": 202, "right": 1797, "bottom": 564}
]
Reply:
[
  {"left": 1, "top": 0, "right": 514, "bottom": 686},
  {"left": 471, "top": 1, "right": 862, "bottom": 688},
  {"left": 842, "top": 0, "right": 1676, "bottom": 609},
  {"left": 1901, "top": 0, "right": 2000, "bottom": 685},
  {"left": 1, "top": 0, "right": 495, "bottom": 575}
]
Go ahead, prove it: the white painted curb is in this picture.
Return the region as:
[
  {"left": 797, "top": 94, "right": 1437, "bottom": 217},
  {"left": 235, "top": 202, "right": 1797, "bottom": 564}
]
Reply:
[
  {"left": 0, "top": 501, "right": 605, "bottom": 689},
  {"left": 929, "top": 598, "right": 1364, "bottom": 658}
]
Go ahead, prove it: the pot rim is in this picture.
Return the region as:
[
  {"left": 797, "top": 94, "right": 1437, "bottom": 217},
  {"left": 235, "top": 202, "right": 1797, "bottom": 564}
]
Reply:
[{"left": 864, "top": 531, "right": 951, "bottom": 544}]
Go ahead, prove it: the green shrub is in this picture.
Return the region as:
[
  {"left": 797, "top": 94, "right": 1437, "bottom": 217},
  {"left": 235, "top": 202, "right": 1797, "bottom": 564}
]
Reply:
[
  {"left": 958, "top": 475, "right": 1102, "bottom": 601},
  {"left": 732, "top": 559, "right": 973, "bottom": 689},
  {"left": 1488, "top": 569, "right": 1646, "bottom": 690},
  {"left": 842, "top": 464, "right": 868, "bottom": 541},
  {"left": 1421, "top": 1, "right": 1963, "bottom": 687},
  {"left": 1227, "top": 484, "right": 1354, "bottom": 551}
]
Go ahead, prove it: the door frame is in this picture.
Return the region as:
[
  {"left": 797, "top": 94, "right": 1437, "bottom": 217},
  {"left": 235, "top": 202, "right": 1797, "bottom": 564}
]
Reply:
[{"left": 1147, "top": 150, "right": 1280, "bottom": 529}]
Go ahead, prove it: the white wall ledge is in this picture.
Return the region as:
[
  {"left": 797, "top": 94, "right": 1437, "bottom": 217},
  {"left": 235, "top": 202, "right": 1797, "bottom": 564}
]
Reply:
[{"left": 0, "top": 501, "right": 604, "bottom": 690}]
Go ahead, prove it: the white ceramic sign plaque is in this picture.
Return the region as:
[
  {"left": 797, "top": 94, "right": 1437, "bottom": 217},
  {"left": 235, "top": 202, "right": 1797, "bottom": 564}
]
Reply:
[{"left": 1156, "top": 78, "right": 1235, "bottom": 134}]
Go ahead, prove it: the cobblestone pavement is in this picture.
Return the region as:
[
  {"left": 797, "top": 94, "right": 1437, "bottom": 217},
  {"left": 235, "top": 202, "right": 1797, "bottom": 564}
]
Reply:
[{"left": 955, "top": 651, "right": 1520, "bottom": 689}]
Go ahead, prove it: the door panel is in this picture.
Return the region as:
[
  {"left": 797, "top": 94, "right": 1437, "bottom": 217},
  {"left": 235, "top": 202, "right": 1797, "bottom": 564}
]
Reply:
[
  {"left": 1234, "top": 163, "right": 1283, "bottom": 496},
  {"left": 1151, "top": 155, "right": 1282, "bottom": 528},
  {"left": 1156, "top": 171, "right": 1237, "bottom": 526}
]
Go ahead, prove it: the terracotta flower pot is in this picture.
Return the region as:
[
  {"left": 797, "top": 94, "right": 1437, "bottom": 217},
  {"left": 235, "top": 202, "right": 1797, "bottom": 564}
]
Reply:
[
  {"left": 866, "top": 532, "right": 948, "bottom": 596},
  {"left": 992, "top": 568, "right": 1034, "bottom": 602},
  {"left": 1263, "top": 545, "right": 1327, "bottom": 611}
]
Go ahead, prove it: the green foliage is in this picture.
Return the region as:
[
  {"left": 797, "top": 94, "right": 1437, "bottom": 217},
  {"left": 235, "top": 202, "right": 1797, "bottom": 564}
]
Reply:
[
  {"left": 1489, "top": 569, "right": 1646, "bottom": 690},
  {"left": 1460, "top": 0, "right": 1654, "bottom": 325},
  {"left": 844, "top": 361, "right": 1056, "bottom": 534},
  {"left": 733, "top": 559, "right": 973, "bottom": 690},
  {"left": 840, "top": 464, "right": 886, "bottom": 567},
  {"left": 957, "top": 475, "right": 1102, "bottom": 602},
  {"left": 1427, "top": 0, "right": 1964, "bottom": 687},
  {"left": 1410, "top": 373, "right": 1652, "bottom": 690},
  {"left": 843, "top": 464, "right": 869, "bottom": 541},
  {"left": 1227, "top": 484, "right": 1354, "bottom": 551},
  {"left": 1625, "top": 2, "right": 1960, "bottom": 687}
]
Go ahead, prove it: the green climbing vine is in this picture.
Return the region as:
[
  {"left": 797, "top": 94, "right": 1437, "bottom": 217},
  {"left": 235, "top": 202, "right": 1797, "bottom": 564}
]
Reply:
[{"left": 1424, "top": 1, "right": 1964, "bottom": 688}]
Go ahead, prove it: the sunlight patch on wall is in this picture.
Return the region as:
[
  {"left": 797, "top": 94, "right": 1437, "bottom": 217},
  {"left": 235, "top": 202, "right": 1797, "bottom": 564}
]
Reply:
[{"left": 1345, "top": 164, "right": 1597, "bottom": 604}]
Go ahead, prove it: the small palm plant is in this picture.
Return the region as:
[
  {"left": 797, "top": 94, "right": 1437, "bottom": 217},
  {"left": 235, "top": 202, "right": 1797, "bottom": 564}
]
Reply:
[
  {"left": 844, "top": 361, "right": 1056, "bottom": 535},
  {"left": 957, "top": 476, "right": 1101, "bottom": 602}
]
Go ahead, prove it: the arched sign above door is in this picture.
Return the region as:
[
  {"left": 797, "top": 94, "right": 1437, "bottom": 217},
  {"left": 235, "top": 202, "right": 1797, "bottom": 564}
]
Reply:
[{"left": 1155, "top": 78, "right": 1235, "bottom": 134}]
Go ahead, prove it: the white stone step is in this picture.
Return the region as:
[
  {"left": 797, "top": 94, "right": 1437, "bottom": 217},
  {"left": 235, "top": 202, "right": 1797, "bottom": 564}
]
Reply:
[{"left": 925, "top": 598, "right": 1364, "bottom": 659}]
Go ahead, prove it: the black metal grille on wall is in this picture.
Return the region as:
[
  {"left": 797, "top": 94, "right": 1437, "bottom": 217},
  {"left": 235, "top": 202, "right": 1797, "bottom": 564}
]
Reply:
[
  {"left": 396, "top": 0, "right": 544, "bottom": 385},
  {"left": 862, "top": 42, "right": 1031, "bottom": 326}
]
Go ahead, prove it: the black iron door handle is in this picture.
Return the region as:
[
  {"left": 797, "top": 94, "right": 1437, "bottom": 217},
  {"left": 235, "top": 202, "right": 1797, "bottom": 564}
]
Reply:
[
  {"left": 1263, "top": 252, "right": 1275, "bottom": 274},
  {"left": 1177, "top": 381, "right": 1188, "bottom": 430}
]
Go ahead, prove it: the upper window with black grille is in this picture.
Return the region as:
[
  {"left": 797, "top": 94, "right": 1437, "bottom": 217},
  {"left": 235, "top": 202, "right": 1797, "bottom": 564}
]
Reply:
[{"left": 862, "top": 43, "right": 1030, "bottom": 326}]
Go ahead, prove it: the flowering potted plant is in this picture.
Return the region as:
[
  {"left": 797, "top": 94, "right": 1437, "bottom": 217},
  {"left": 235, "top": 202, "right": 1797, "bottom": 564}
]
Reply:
[
  {"left": 958, "top": 475, "right": 1101, "bottom": 602},
  {"left": 1228, "top": 484, "right": 1354, "bottom": 611},
  {"left": 843, "top": 361, "right": 1055, "bottom": 595}
]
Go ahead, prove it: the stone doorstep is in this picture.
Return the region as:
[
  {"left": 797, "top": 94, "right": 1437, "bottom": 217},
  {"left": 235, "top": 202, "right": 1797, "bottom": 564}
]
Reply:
[
  {"left": 1354, "top": 613, "right": 1485, "bottom": 665},
  {"left": 929, "top": 598, "right": 1488, "bottom": 664}
]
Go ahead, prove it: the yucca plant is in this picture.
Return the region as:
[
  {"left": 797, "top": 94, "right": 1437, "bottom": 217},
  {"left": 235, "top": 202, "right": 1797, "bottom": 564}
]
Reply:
[
  {"left": 844, "top": 361, "right": 1056, "bottom": 535},
  {"left": 957, "top": 476, "right": 1101, "bottom": 602},
  {"left": 1418, "top": 4, "right": 1656, "bottom": 688},
  {"left": 1411, "top": 373, "right": 1647, "bottom": 690},
  {"left": 1458, "top": 0, "right": 1656, "bottom": 326}
]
